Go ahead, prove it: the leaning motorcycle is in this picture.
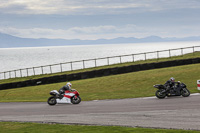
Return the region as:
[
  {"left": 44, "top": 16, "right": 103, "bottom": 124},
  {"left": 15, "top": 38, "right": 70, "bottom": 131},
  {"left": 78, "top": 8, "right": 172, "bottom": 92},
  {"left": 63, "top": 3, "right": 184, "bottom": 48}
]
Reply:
[
  {"left": 47, "top": 89, "right": 81, "bottom": 105},
  {"left": 153, "top": 81, "right": 190, "bottom": 99}
]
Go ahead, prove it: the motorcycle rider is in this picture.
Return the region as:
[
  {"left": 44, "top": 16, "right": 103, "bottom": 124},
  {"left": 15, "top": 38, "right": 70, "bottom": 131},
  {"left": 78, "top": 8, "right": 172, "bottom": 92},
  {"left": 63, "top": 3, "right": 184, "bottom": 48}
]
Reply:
[
  {"left": 59, "top": 82, "right": 72, "bottom": 94},
  {"left": 164, "top": 77, "right": 176, "bottom": 92}
]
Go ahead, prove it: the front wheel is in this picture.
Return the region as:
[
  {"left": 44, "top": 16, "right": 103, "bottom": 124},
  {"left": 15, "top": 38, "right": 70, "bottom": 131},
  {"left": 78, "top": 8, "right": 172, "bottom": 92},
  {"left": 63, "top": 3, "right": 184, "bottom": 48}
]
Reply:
[
  {"left": 71, "top": 96, "right": 81, "bottom": 104},
  {"left": 155, "top": 89, "right": 166, "bottom": 99},
  {"left": 47, "top": 96, "right": 57, "bottom": 105},
  {"left": 181, "top": 88, "right": 190, "bottom": 97}
]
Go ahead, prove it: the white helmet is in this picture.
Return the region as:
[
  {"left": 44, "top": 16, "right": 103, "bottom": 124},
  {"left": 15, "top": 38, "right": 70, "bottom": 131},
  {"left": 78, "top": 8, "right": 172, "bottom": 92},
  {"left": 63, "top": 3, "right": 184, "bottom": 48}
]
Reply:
[
  {"left": 66, "top": 82, "right": 72, "bottom": 89},
  {"left": 170, "top": 77, "right": 175, "bottom": 82}
]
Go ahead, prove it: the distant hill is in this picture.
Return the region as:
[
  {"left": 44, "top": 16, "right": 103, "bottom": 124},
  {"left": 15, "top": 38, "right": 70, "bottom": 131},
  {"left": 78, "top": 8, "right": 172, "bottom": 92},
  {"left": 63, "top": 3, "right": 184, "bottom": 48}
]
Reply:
[{"left": 1, "top": 32, "right": 200, "bottom": 48}]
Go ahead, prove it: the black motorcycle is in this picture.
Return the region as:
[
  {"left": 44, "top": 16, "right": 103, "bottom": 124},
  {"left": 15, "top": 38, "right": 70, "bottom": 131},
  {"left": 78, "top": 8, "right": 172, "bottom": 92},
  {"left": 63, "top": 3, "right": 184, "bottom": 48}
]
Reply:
[{"left": 154, "top": 81, "right": 190, "bottom": 99}]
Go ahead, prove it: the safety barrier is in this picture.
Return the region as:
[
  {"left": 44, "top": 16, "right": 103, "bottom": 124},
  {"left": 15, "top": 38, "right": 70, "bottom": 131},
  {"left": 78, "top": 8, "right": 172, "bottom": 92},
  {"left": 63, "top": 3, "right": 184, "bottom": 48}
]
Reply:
[
  {"left": 1, "top": 57, "right": 200, "bottom": 90},
  {"left": 0, "top": 45, "right": 200, "bottom": 80}
]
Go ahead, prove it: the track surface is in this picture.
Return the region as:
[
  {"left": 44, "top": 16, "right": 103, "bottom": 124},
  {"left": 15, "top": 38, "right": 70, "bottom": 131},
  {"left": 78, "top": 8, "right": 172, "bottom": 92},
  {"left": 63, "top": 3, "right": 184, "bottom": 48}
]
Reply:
[{"left": 0, "top": 94, "right": 200, "bottom": 130}]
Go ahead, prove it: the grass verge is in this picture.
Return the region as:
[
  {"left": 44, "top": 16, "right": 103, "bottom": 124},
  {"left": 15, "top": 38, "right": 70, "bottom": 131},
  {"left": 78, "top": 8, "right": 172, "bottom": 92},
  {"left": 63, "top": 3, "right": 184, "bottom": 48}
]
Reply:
[
  {"left": 0, "top": 122, "right": 200, "bottom": 133},
  {"left": 0, "top": 63, "right": 200, "bottom": 102}
]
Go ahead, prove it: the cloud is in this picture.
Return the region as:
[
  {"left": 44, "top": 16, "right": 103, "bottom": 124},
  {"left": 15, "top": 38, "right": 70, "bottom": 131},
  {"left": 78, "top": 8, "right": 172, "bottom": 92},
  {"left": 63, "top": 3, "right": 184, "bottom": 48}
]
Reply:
[
  {"left": 1, "top": 0, "right": 200, "bottom": 15},
  {"left": 0, "top": 0, "right": 59, "bottom": 14},
  {"left": 0, "top": 25, "right": 139, "bottom": 39},
  {"left": 1, "top": 24, "right": 200, "bottom": 40},
  {"left": 68, "top": 25, "right": 117, "bottom": 34},
  {"left": 1, "top": 0, "right": 200, "bottom": 39}
]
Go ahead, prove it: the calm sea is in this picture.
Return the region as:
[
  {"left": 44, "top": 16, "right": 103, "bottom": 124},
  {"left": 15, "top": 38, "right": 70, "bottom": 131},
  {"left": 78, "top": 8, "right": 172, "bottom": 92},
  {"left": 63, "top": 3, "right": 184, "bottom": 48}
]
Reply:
[{"left": 0, "top": 41, "right": 200, "bottom": 74}]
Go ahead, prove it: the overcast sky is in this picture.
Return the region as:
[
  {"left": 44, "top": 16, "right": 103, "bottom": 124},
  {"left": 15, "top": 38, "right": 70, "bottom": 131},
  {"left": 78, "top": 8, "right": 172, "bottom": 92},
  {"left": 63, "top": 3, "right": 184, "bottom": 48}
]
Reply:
[{"left": 0, "top": 0, "right": 200, "bottom": 40}]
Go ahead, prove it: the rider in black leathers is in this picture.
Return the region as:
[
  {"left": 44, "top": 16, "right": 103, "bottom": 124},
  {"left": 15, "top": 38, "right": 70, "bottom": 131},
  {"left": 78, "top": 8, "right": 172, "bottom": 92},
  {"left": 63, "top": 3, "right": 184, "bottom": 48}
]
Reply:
[
  {"left": 164, "top": 77, "right": 176, "bottom": 92},
  {"left": 59, "top": 82, "right": 72, "bottom": 94}
]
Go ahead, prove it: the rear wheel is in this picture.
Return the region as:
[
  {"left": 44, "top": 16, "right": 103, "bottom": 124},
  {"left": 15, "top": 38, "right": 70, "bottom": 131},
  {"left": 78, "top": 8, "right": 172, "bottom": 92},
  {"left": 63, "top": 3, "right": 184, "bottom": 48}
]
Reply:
[
  {"left": 155, "top": 89, "right": 166, "bottom": 99},
  {"left": 181, "top": 88, "right": 190, "bottom": 97},
  {"left": 47, "top": 96, "right": 57, "bottom": 105},
  {"left": 71, "top": 96, "right": 81, "bottom": 104}
]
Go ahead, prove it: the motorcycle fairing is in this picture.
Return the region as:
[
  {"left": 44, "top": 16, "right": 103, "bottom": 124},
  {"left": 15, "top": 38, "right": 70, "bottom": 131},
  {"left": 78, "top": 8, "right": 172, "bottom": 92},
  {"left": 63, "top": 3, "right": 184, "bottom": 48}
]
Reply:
[
  {"left": 50, "top": 90, "right": 59, "bottom": 95},
  {"left": 64, "top": 92, "right": 75, "bottom": 98},
  {"left": 56, "top": 97, "right": 71, "bottom": 103},
  {"left": 56, "top": 91, "right": 76, "bottom": 104}
]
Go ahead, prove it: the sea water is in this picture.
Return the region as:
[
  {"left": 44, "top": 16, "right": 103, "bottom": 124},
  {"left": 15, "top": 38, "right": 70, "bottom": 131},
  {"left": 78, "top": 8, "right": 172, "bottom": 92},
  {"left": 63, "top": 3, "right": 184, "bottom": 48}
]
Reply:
[{"left": 0, "top": 41, "right": 200, "bottom": 79}]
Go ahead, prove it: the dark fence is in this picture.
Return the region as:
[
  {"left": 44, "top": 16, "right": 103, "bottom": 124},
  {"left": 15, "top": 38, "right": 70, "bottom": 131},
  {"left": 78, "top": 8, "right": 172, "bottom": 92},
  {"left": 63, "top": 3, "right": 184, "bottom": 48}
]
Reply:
[
  {"left": 1, "top": 46, "right": 200, "bottom": 80},
  {"left": 1, "top": 57, "right": 200, "bottom": 90}
]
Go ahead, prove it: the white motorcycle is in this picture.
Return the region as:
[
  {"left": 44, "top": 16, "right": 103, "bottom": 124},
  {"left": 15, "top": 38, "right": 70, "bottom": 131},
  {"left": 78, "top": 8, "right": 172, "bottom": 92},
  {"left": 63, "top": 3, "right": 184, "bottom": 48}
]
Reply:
[{"left": 47, "top": 89, "right": 81, "bottom": 105}]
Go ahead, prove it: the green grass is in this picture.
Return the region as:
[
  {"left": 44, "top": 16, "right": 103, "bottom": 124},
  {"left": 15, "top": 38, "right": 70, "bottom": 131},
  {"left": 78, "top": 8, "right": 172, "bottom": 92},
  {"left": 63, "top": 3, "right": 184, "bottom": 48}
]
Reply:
[
  {"left": 0, "top": 122, "right": 200, "bottom": 133},
  {"left": 1, "top": 53, "right": 200, "bottom": 132},
  {"left": 0, "top": 63, "right": 200, "bottom": 102},
  {"left": 1, "top": 51, "right": 200, "bottom": 84}
]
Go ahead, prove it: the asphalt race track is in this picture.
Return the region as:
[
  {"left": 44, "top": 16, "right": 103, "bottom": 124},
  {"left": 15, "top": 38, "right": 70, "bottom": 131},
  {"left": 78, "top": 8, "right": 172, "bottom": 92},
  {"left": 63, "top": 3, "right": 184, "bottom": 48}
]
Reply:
[{"left": 0, "top": 94, "right": 200, "bottom": 130}]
